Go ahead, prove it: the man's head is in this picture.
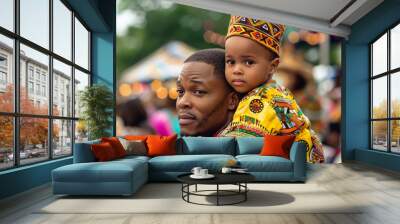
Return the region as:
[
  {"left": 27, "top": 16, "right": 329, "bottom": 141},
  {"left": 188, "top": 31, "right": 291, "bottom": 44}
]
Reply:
[
  {"left": 225, "top": 16, "right": 285, "bottom": 93},
  {"left": 176, "top": 49, "right": 238, "bottom": 136}
]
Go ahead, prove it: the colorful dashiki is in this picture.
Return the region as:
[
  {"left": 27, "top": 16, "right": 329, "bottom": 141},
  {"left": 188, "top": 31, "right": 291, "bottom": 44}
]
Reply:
[{"left": 217, "top": 80, "right": 324, "bottom": 163}]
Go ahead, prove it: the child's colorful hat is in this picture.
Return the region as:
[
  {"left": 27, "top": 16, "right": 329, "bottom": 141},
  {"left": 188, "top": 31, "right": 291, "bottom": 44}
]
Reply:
[{"left": 226, "top": 15, "right": 285, "bottom": 56}]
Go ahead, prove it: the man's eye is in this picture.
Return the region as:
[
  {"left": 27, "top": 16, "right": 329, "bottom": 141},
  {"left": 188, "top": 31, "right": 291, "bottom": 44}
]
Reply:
[
  {"left": 176, "top": 89, "right": 184, "bottom": 97},
  {"left": 244, "top": 60, "right": 254, "bottom": 66}
]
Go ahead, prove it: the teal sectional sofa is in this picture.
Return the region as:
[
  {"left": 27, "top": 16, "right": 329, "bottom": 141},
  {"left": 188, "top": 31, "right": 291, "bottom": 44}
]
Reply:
[{"left": 52, "top": 137, "right": 306, "bottom": 196}]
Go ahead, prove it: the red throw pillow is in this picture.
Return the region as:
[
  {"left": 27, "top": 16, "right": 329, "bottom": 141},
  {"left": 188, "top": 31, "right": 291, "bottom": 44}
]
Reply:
[
  {"left": 101, "top": 137, "right": 127, "bottom": 158},
  {"left": 91, "top": 142, "right": 117, "bottom": 161},
  {"left": 260, "top": 134, "right": 296, "bottom": 159},
  {"left": 146, "top": 134, "right": 177, "bottom": 157},
  {"left": 124, "top": 135, "right": 148, "bottom": 141}
]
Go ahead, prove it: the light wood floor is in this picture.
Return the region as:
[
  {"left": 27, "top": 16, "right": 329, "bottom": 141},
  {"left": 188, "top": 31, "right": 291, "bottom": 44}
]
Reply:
[{"left": 1, "top": 162, "right": 400, "bottom": 224}]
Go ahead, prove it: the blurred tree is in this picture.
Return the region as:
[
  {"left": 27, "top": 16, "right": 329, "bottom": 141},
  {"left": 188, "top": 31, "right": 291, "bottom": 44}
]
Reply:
[
  {"left": 0, "top": 85, "right": 59, "bottom": 149},
  {"left": 372, "top": 99, "right": 400, "bottom": 143},
  {"left": 117, "top": 0, "right": 229, "bottom": 80}
]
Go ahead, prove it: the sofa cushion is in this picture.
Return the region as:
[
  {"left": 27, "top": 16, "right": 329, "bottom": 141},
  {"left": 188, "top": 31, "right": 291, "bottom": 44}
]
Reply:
[
  {"left": 260, "top": 135, "right": 295, "bottom": 159},
  {"left": 101, "top": 137, "right": 127, "bottom": 158},
  {"left": 119, "top": 138, "right": 148, "bottom": 156},
  {"left": 148, "top": 154, "right": 235, "bottom": 172},
  {"left": 52, "top": 159, "right": 147, "bottom": 183},
  {"left": 236, "top": 137, "right": 264, "bottom": 155},
  {"left": 178, "top": 137, "right": 236, "bottom": 155},
  {"left": 147, "top": 135, "right": 177, "bottom": 157},
  {"left": 91, "top": 142, "right": 118, "bottom": 161},
  {"left": 236, "top": 155, "right": 293, "bottom": 172}
]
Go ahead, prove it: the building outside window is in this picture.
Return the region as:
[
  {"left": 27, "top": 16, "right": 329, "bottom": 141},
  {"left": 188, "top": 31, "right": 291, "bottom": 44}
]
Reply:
[{"left": 371, "top": 22, "right": 400, "bottom": 154}]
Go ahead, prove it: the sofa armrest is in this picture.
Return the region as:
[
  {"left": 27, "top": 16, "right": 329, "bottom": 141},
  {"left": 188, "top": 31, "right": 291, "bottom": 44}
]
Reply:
[
  {"left": 73, "top": 140, "right": 100, "bottom": 163},
  {"left": 289, "top": 142, "right": 307, "bottom": 181}
]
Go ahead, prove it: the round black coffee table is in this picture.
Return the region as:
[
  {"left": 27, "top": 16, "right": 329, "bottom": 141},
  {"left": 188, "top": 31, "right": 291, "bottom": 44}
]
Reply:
[{"left": 177, "top": 173, "right": 255, "bottom": 206}]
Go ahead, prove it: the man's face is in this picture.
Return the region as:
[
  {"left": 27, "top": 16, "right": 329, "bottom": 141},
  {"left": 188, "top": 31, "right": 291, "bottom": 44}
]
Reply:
[
  {"left": 176, "top": 62, "right": 234, "bottom": 136},
  {"left": 225, "top": 36, "right": 279, "bottom": 93}
]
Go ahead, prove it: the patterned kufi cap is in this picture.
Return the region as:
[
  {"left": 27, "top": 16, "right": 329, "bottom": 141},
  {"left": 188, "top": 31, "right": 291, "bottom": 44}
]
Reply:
[{"left": 226, "top": 15, "right": 285, "bottom": 56}]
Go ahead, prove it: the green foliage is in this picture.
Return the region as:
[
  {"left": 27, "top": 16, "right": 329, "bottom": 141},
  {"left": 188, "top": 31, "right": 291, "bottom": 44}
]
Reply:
[
  {"left": 79, "top": 84, "right": 114, "bottom": 140},
  {"left": 117, "top": 0, "right": 230, "bottom": 80}
]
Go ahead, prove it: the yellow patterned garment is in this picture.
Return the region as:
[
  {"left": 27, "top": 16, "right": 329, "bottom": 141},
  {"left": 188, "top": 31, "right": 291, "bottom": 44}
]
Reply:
[{"left": 218, "top": 81, "right": 325, "bottom": 163}]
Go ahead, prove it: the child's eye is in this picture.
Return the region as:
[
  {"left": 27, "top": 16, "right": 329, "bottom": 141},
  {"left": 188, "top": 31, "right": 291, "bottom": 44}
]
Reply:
[
  {"left": 226, "top": 59, "right": 234, "bottom": 65},
  {"left": 244, "top": 60, "right": 255, "bottom": 66}
]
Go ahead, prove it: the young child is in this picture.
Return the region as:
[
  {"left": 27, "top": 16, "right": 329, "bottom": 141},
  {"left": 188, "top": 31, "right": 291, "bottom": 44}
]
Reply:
[{"left": 217, "top": 16, "right": 324, "bottom": 163}]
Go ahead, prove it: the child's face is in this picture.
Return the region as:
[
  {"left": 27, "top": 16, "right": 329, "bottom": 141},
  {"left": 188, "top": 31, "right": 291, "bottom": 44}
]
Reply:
[{"left": 225, "top": 36, "right": 279, "bottom": 93}]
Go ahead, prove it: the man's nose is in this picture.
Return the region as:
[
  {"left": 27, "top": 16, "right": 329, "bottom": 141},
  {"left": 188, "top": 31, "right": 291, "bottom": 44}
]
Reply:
[{"left": 177, "top": 93, "right": 192, "bottom": 109}]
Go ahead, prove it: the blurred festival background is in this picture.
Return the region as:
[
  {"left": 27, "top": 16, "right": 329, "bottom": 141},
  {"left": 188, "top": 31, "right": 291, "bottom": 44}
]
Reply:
[{"left": 116, "top": 0, "right": 342, "bottom": 163}]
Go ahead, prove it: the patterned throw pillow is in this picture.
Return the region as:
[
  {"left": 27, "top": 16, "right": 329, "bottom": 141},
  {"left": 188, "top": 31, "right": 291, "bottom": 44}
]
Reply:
[{"left": 119, "top": 137, "right": 147, "bottom": 156}]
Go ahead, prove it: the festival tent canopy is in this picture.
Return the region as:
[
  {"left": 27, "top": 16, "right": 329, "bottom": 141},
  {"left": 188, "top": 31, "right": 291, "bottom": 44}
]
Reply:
[{"left": 121, "top": 41, "right": 195, "bottom": 83}]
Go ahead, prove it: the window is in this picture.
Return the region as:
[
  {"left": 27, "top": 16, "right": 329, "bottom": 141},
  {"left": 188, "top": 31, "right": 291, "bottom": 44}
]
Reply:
[
  {"left": 0, "top": 54, "right": 7, "bottom": 87},
  {"left": 28, "top": 81, "right": 34, "bottom": 94},
  {"left": 53, "top": 59, "right": 72, "bottom": 117},
  {"left": 20, "top": 0, "right": 49, "bottom": 49},
  {"left": 0, "top": 35, "right": 13, "bottom": 113},
  {"left": 42, "top": 85, "right": 46, "bottom": 97},
  {"left": 36, "top": 83, "right": 40, "bottom": 95},
  {"left": 53, "top": 0, "right": 72, "bottom": 60},
  {"left": 28, "top": 67, "right": 34, "bottom": 80},
  {"left": 0, "top": 71, "right": 6, "bottom": 85},
  {"left": 371, "top": 23, "right": 400, "bottom": 154},
  {"left": 35, "top": 70, "right": 41, "bottom": 81},
  {"left": 0, "top": 0, "right": 91, "bottom": 170},
  {"left": 0, "top": 0, "right": 14, "bottom": 32},
  {"left": 75, "top": 17, "right": 89, "bottom": 70},
  {"left": 0, "top": 55, "right": 7, "bottom": 67}
]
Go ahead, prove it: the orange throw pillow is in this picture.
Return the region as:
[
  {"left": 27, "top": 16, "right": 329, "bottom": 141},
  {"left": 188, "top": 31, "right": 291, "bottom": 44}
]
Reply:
[
  {"left": 260, "top": 134, "right": 296, "bottom": 159},
  {"left": 146, "top": 134, "right": 177, "bottom": 157},
  {"left": 101, "top": 137, "right": 127, "bottom": 158},
  {"left": 124, "top": 135, "right": 148, "bottom": 141},
  {"left": 91, "top": 142, "right": 117, "bottom": 161}
]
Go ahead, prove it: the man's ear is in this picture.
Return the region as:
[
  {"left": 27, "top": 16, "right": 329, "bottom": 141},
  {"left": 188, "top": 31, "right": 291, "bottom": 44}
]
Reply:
[{"left": 227, "top": 91, "right": 239, "bottom": 111}]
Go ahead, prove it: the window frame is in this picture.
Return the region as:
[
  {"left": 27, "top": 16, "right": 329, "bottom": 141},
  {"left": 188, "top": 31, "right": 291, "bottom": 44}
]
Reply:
[
  {"left": 370, "top": 20, "right": 400, "bottom": 154},
  {"left": 0, "top": 0, "right": 92, "bottom": 171}
]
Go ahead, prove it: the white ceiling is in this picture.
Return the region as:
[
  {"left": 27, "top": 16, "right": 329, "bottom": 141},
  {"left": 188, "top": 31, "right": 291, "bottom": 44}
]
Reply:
[{"left": 170, "top": 0, "right": 384, "bottom": 38}]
